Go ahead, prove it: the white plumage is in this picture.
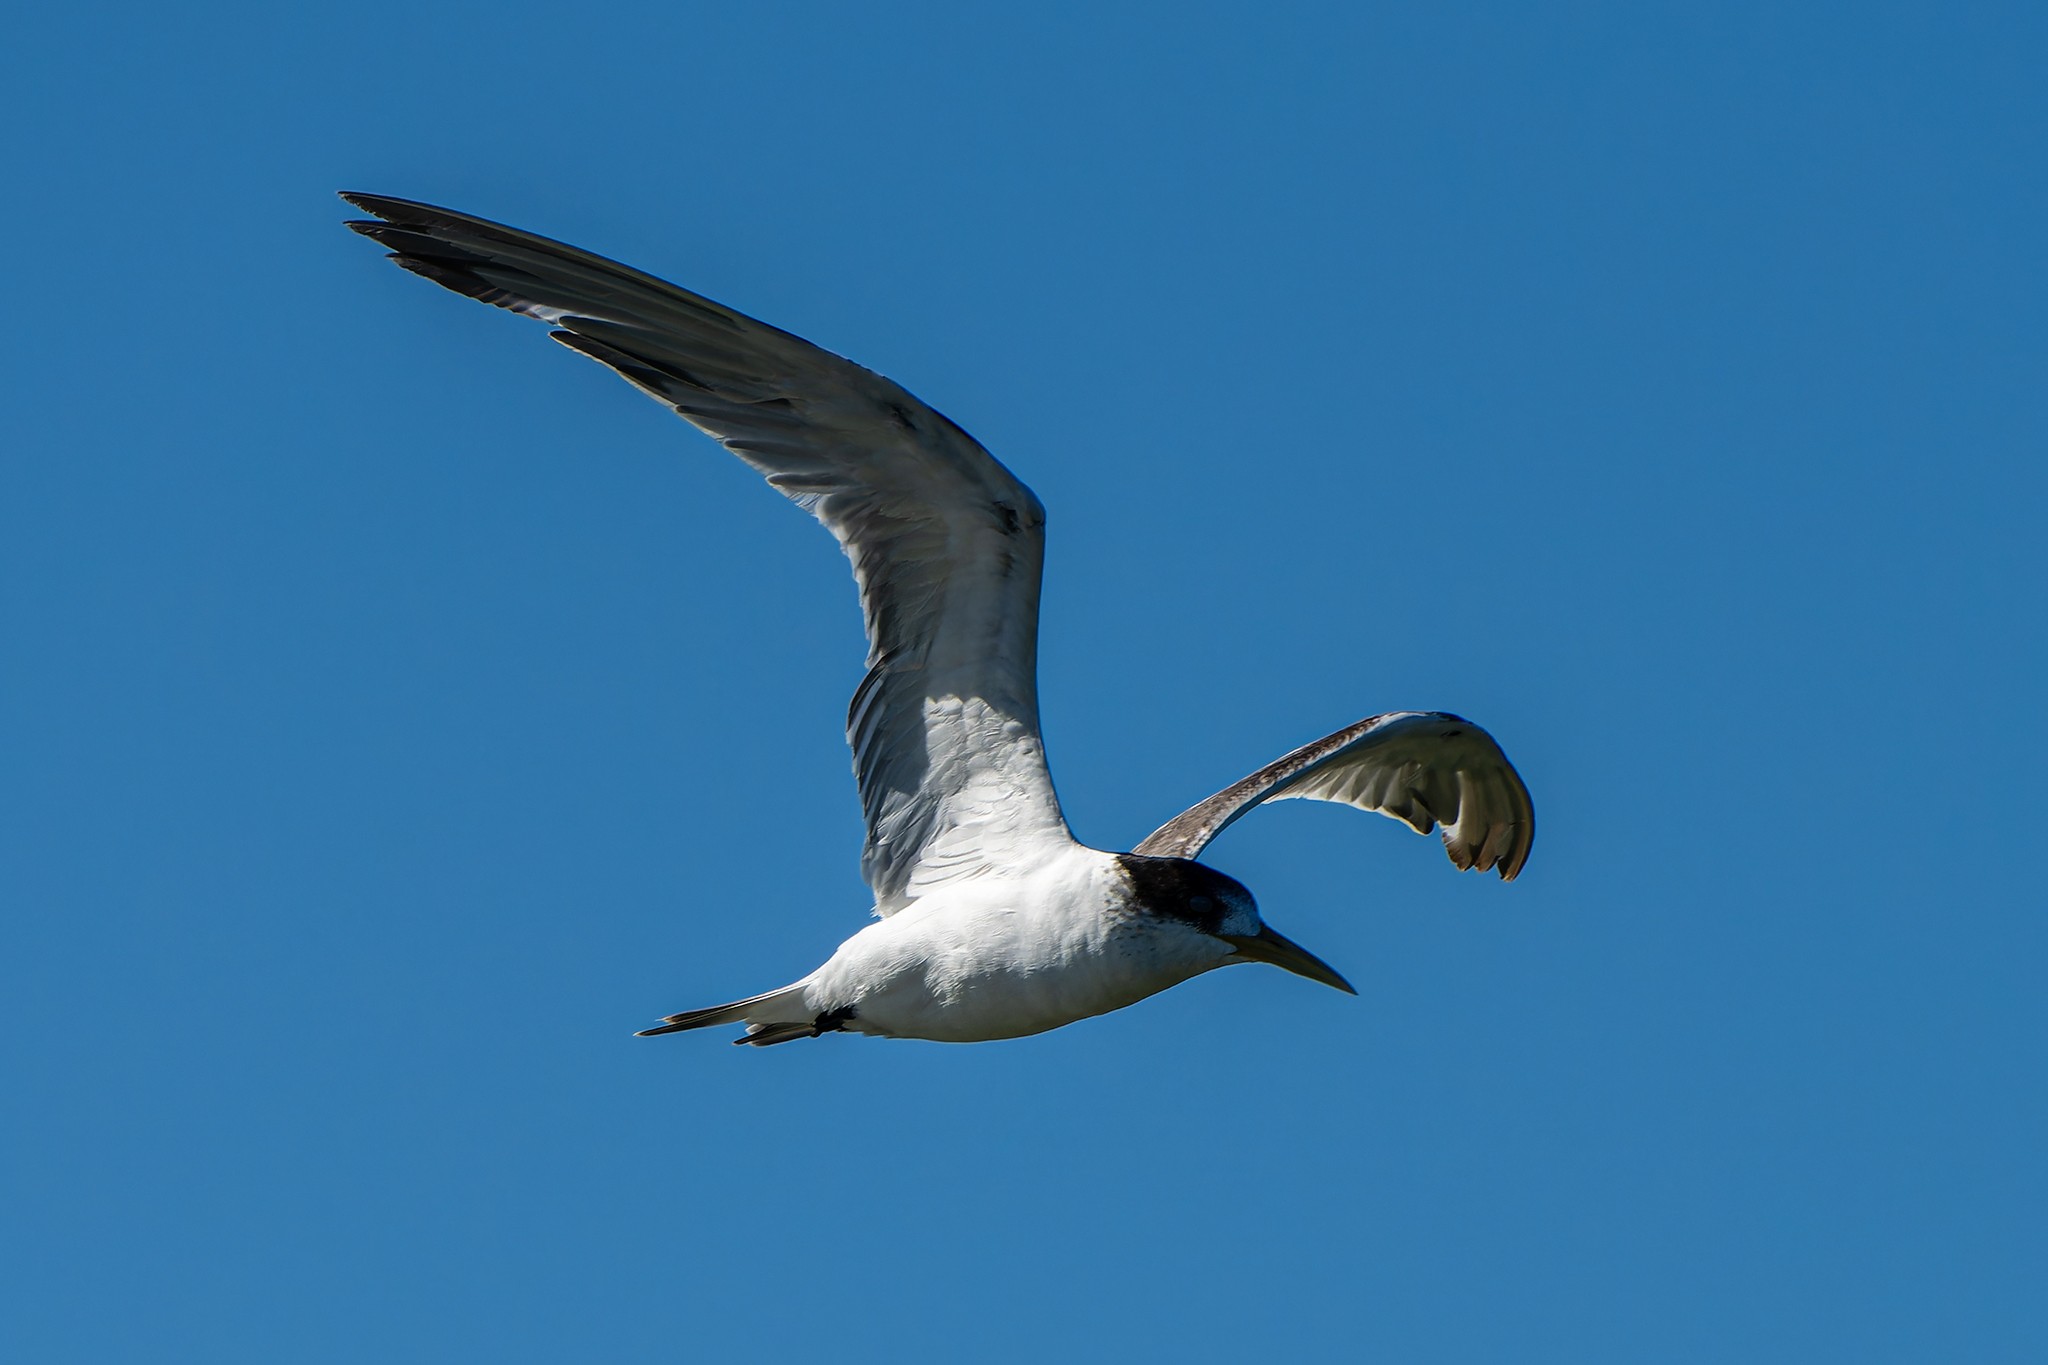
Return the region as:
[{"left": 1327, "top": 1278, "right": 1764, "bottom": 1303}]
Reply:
[{"left": 344, "top": 193, "right": 1535, "bottom": 1046}]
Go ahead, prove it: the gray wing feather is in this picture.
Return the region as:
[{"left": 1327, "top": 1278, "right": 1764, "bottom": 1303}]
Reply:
[
  {"left": 1133, "top": 711, "right": 1533, "bottom": 880},
  {"left": 343, "top": 194, "right": 1073, "bottom": 912}
]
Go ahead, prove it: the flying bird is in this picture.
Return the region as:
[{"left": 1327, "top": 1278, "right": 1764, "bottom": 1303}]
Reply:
[{"left": 342, "top": 193, "right": 1534, "bottom": 1046}]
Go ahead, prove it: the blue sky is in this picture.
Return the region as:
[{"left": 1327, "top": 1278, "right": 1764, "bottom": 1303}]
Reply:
[{"left": 5, "top": 2, "right": 2044, "bottom": 1360}]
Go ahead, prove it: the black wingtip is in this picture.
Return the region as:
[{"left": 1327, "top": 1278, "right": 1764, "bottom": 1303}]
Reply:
[
  {"left": 348, "top": 221, "right": 492, "bottom": 263},
  {"left": 385, "top": 252, "right": 495, "bottom": 298},
  {"left": 338, "top": 190, "right": 422, "bottom": 220}
]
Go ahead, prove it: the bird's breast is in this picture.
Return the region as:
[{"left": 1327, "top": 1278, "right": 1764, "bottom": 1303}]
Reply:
[{"left": 813, "top": 871, "right": 1229, "bottom": 1042}]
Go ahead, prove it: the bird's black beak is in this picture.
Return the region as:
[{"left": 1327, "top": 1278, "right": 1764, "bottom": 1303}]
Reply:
[{"left": 1220, "top": 925, "right": 1357, "bottom": 994}]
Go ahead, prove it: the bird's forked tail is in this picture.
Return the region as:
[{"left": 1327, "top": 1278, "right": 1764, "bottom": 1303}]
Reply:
[{"left": 634, "top": 981, "right": 827, "bottom": 1046}]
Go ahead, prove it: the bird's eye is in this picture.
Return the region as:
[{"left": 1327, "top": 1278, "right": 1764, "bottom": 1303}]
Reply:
[{"left": 1188, "top": 895, "right": 1214, "bottom": 915}]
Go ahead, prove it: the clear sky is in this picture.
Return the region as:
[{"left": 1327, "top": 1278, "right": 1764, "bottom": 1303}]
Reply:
[{"left": 5, "top": 2, "right": 2043, "bottom": 1361}]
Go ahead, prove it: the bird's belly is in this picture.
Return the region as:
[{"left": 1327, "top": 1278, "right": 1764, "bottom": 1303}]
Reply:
[
  {"left": 851, "top": 967, "right": 1173, "bottom": 1042},
  {"left": 831, "top": 912, "right": 1208, "bottom": 1043}
]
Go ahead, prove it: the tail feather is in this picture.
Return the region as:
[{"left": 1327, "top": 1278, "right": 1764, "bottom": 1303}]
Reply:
[
  {"left": 634, "top": 983, "right": 813, "bottom": 1040},
  {"left": 735, "top": 1021, "right": 827, "bottom": 1047}
]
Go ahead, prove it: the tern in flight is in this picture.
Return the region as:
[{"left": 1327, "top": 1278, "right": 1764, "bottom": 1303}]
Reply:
[{"left": 343, "top": 193, "right": 1534, "bottom": 1046}]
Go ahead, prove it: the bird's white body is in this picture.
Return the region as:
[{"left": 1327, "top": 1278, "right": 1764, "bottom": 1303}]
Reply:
[
  {"left": 785, "top": 847, "right": 1232, "bottom": 1042},
  {"left": 344, "top": 193, "right": 1535, "bottom": 1047}
]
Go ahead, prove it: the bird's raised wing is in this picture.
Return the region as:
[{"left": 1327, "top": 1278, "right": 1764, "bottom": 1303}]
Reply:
[
  {"left": 343, "top": 193, "right": 1074, "bottom": 913},
  {"left": 1133, "top": 712, "right": 1533, "bottom": 879}
]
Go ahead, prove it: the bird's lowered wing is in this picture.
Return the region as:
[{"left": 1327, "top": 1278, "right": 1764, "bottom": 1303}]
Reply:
[
  {"left": 1133, "top": 712, "right": 1533, "bottom": 879},
  {"left": 342, "top": 194, "right": 1074, "bottom": 913}
]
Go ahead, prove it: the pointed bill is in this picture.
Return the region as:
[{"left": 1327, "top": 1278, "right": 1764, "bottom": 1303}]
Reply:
[{"left": 1221, "top": 925, "right": 1357, "bottom": 994}]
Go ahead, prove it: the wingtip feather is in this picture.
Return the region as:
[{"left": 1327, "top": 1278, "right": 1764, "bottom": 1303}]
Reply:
[{"left": 338, "top": 190, "right": 431, "bottom": 220}]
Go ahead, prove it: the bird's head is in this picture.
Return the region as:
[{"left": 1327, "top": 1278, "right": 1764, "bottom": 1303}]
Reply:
[{"left": 1115, "top": 855, "right": 1356, "bottom": 995}]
